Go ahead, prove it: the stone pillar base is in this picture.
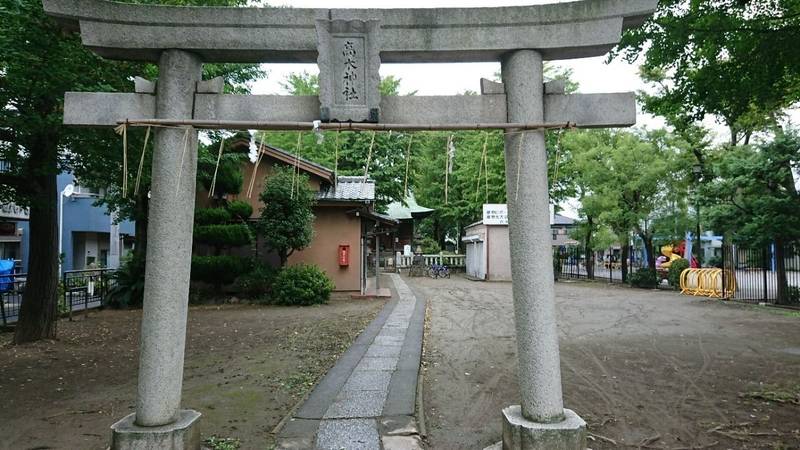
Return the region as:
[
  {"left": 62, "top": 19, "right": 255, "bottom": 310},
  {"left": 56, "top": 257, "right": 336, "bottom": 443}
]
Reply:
[
  {"left": 501, "top": 406, "right": 586, "bottom": 450},
  {"left": 111, "top": 410, "right": 201, "bottom": 450}
]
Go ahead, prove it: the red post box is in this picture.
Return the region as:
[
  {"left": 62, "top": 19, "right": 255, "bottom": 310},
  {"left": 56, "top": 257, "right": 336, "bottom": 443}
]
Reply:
[{"left": 338, "top": 244, "right": 350, "bottom": 266}]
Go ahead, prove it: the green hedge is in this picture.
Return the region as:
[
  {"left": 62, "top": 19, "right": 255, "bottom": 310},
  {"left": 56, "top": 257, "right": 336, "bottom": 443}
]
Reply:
[
  {"left": 233, "top": 263, "right": 278, "bottom": 300},
  {"left": 194, "top": 224, "right": 252, "bottom": 247},
  {"left": 629, "top": 268, "right": 659, "bottom": 289},
  {"left": 227, "top": 200, "right": 253, "bottom": 221},
  {"left": 668, "top": 258, "right": 690, "bottom": 288},
  {"left": 191, "top": 256, "right": 252, "bottom": 284},
  {"left": 272, "top": 264, "right": 334, "bottom": 306},
  {"left": 195, "top": 208, "right": 232, "bottom": 226}
]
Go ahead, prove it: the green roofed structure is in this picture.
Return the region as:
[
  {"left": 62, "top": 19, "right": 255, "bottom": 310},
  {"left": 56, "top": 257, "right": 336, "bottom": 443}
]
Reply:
[{"left": 386, "top": 194, "right": 435, "bottom": 250}]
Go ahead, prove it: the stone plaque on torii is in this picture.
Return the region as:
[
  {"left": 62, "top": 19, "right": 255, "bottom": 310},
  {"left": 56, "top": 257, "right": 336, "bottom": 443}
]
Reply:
[{"left": 43, "top": 1, "right": 657, "bottom": 449}]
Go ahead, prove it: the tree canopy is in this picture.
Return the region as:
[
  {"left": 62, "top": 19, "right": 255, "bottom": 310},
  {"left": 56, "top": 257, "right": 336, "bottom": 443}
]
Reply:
[{"left": 614, "top": 0, "right": 800, "bottom": 144}]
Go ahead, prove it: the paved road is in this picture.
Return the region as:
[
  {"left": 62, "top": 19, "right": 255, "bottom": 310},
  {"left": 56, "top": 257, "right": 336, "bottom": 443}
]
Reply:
[
  {"left": 276, "top": 274, "right": 425, "bottom": 450},
  {"left": 411, "top": 275, "right": 800, "bottom": 449}
]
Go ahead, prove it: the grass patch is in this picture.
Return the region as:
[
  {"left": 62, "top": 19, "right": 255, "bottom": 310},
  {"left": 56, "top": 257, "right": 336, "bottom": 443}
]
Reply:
[
  {"left": 742, "top": 385, "right": 800, "bottom": 405},
  {"left": 204, "top": 435, "right": 241, "bottom": 450}
]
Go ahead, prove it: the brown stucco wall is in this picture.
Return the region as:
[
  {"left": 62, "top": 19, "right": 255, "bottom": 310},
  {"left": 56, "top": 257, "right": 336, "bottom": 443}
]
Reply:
[
  {"left": 288, "top": 205, "right": 363, "bottom": 292},
  {"left": 195, "top": 158, "right": 361, "bottom": 292},
  {"left": 233, "top": 160, "right": 323, "bottom": 218},
  {"left": 487, "top": 225, "right": 513, "bottom": 281}
]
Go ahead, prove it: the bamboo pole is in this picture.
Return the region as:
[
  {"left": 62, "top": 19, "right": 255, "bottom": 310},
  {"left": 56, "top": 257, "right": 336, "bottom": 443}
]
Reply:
[{"left": 118, "top": 118, "right": 573, "bottom": 132}]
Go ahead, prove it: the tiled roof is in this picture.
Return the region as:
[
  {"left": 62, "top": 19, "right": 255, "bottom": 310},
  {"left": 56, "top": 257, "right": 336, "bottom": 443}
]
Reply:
[
  {"left": 553, "top": 213, "right": 576, "bottom": 226},
  {"left": 317, "top": 176, "right": 375, "bottom": 202},
  {"left": 385, "top": 193, "right": 435, "bottom": 220}
]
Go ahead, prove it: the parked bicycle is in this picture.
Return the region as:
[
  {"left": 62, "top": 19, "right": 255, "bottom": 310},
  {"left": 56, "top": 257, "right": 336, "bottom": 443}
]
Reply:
[{"left": 426, "top": 264, "right": 450, "bottom": 279}]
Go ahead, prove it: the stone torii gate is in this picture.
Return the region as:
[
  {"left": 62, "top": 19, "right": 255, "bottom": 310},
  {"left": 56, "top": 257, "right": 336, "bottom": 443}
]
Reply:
[{"left": 43, "top": 0, "right": 656, "bottom": 448}]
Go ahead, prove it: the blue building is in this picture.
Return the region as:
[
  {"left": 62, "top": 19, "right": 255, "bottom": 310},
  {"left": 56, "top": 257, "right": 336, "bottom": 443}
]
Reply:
[{"left": 0, "top": 172, "right": 135, "bottom": 274}]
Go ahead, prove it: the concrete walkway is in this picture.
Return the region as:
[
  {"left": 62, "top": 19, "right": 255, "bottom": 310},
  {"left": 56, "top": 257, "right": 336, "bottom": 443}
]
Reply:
[{"left": 276, "top": 274, "right": 425, "bottom": 449}]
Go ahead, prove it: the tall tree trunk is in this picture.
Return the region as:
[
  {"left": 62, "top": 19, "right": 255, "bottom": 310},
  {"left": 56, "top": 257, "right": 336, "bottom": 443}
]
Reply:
[
  {"left": 621, "top": 242, "right": 629, "bottom": 283},
  {"left": 14, "top": 141, "right": 59, "bottom": 344},
  {"left": 584, "top": 216, "right": 594, "bottom": 279},
  {"left": 639, "top": 231, "right": 656, "bottom": 270},
  {"left": 775, "top": 238, "right": 789, "bottom": 305}
]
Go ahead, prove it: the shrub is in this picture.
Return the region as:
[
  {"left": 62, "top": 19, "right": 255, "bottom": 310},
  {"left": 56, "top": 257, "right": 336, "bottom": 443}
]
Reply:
[
  {"left": 271, "top": 264, "right": 334, "bottom": 306},
  {"left": 706, "top": 255, "right": 723, "bottom": 268},
  {"left": 233, "top": 263, "right": 278, "bottom": 300},
  {"left": 787, "top": 286, "right": 800, "bottom": 305},
  {"left": 194, "top": 224, "right": 252, "bottom": 247},
  {"left": 227, "top": 200, "right": 253, "bottom": 221},
  {"left": 668, "top": 258, "right": 690, "bottom": 288},
  {"left": 629, "top": 268, "right": 658, "bottom": 289},
  {"left": 195, "top": 207, "right": 232, "bottom": 226},
  {"left": 419, "top": 236, "right": 440, "bottom": 254},
  {"left": 106, "top": 254, "right": 146, "bottom": 308},
  {"left": 191, "top": 255, "right": 251, "bottom": 284}
]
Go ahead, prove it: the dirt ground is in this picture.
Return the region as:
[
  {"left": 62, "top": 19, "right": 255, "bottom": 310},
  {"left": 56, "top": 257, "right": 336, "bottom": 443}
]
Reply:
[
  {"left": 413, "top": 275, "right": 800, "bottom": 450},
  {"left": 0, "top": 297, "right": 386, "bottom": 450}
]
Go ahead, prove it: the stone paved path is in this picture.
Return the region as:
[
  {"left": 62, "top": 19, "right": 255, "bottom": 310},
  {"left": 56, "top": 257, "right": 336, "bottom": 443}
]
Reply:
[{"left": 276, "top": 274, "right": 425, "bottom": 449}]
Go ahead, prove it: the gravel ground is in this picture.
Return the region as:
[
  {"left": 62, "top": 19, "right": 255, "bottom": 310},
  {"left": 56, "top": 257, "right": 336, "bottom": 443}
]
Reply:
[{"left": 412, "top": 275, "right": 800, "bottom": 450}]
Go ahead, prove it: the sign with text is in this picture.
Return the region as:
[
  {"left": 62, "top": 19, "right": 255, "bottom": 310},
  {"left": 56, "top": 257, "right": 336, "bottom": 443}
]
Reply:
[
  {"left": 316, "top": 19, "right": 381, "bottom": 123},
  {"left": 0, "top": 203, "right": 29, "bottom": 221},
  {"left": 483, "top": 204, "right": 508, "bottom": 225}
]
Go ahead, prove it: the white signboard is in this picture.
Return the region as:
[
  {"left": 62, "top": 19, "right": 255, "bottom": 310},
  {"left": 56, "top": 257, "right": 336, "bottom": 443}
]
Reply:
[
  {"left": 0, "top": 203, "right": 30, "bottom": 220},
  {"left": 483, "top": 204, "right": 508, "bottom": 225},
  {"left": 482, "top": 204, "right": 556, "bottom": 226}
]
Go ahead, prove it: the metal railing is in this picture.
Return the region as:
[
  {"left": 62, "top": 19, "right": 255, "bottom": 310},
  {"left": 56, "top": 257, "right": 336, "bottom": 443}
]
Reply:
[
  {"left": 0, "top": 272, "right": 26, "bottom": 326},
  {"left": 721, "top": 241, "right": 800, "bottom": 305},
  {"left": 62, "top": 269, "right": 116, "bottom": 318},
  {"left": 0, "top": 269, "right": 116, "bottom": 326},
  {"left": 553, "top": 246, "right": 648, "bottom": 285}
]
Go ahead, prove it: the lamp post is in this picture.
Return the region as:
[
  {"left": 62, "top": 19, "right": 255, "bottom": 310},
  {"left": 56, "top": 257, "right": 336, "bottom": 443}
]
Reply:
[
  {"left": 692, "top": 164, "right": 702, "bottom": 264},
  {"left": 58, "top": 183, "right": 75, "bottom": 275}
]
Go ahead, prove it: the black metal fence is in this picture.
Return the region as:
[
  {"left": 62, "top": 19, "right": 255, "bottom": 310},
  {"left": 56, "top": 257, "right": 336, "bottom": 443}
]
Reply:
[
  {"left": 553, "top": 246, "right": 648, "bottom": 285},
  {"left": 62, "top": 269, "right": 116, "bottom": 318},
  {"left": 0, "top": 269, "right": 116, "bottom": 326},
  {"left": 554, "top": 240, "right": 800, "bottom": 306},
  {"left": 721, "top": 241, "right": 800, "bottom": 305},
  {"left": 0, "top": 273, "right": 26, "bottom": 326}
]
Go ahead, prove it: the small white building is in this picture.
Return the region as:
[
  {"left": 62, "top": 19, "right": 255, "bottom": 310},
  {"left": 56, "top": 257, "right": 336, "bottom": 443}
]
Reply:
[{"left": 463, "top": 204, "right": 577, "bottom": 281}]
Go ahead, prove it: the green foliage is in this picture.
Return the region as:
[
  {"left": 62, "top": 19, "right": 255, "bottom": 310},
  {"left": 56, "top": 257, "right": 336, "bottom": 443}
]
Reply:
[
  {"left": 194, "top": 224, "right": 252, "bottom": 248},
  {"left": 106, "top": 255, "right": 146, "bottom": 308},
  {"left": 271, "top": 264, "right": 334, "bottom": 306},
  {"left": 787, "top": 286, "right": 800, "bottom": 305},
  {"left": 197, "top": 137, "right": 246, "bottom": 196},
  {"left": 668, "top": 258, "right": 690, "bottom": 288},
  {"left": 562, "top": 129, "right": 692, "bottom": 269},
  {"left": 614, "top": 0, "right": 800, "bottom": 143},
  {"left": 419, "top": 236, "right": 441, "bottom": 254},
  {"left": 191, "top": 256, "right": 251, "bottom": 285},
  {"left": 0, "top": 0, "right": 264, "bottom": 341},
  {"left": 203, "top": 436, "right": 241, "bottom": 450},
  {"left": 629, "top": 269, "right": 659, "bottom": 289},
  {"left": 257, "top": 166, "right": 316, "bottom": 266},
  {"left": 195, "top": 208, "right": 232, "bottom": 226},
  {"left": 233, "top": 263, "right": 278, "bottom": 300},
  {"left": 701, "top": 130, "right": 800, "bottom": 246},
  {"left": 226, "top": 200, "right": 253, "bottom": 221}
]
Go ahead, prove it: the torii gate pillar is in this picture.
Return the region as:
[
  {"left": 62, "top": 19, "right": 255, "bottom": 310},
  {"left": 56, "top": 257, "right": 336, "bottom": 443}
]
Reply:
[
  {"left": 500, "top": 50, "right": 586, "bottom": 449},
  {"left": 110, "top": 49, "right": 203, "bottom": 449}
]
